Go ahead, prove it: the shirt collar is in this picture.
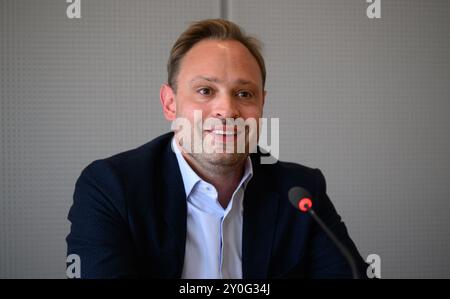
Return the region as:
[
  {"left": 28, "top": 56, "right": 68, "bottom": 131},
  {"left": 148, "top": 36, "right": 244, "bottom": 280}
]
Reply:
[{"left": 171, "top": 137, "right": 253, "bottom": 199}]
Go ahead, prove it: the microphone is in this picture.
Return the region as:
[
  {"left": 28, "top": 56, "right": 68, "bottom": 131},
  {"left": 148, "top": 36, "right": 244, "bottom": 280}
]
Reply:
[{"left": 288, "top": 186, "right": 360, "bottom": 279}]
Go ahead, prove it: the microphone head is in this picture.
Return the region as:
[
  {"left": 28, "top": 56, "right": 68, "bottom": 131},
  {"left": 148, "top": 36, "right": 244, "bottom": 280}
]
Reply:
[{"left": 288, "top": 186, "right": 313, "bottom": 212}]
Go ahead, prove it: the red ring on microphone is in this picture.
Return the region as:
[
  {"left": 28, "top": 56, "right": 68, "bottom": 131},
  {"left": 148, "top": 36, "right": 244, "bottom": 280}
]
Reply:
[{"left": 298, "top": 198, "right": 312, "bottom": 212}]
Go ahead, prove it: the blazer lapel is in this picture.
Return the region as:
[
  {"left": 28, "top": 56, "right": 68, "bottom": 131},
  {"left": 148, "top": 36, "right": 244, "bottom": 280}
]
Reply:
[
  {"left": 242, "top": 155, "right": 280, "bottom": 278},
  {"left": 161, "top": 139, "right": 187, "bottom": 278}
]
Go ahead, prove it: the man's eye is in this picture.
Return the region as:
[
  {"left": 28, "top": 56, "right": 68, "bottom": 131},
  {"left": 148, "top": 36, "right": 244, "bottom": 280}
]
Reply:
[
  {"left": 237, "top": 91, "right": 252, "bottom": 98},
  {"left": 197, "top": 88, "right": 213, "bottom": 96}
]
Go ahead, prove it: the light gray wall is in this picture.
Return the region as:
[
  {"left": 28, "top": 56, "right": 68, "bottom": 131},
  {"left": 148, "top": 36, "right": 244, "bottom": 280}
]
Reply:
[{"left": 1, "top": 0, "right": 449, "bottom": 278}]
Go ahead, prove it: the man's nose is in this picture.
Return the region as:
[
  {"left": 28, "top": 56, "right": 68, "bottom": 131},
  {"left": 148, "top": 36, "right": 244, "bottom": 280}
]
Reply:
[{"left": 212, "top": 94, "right": 240, "bottom": 119}]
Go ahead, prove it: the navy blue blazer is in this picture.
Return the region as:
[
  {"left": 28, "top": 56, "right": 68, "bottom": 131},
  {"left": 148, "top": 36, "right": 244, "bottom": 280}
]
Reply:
[{"left": 66, "top": 132, "right": 368, "bottom": 278}]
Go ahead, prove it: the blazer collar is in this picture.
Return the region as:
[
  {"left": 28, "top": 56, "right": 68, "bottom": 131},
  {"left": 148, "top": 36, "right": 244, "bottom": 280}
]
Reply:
[{"left": 242, "top": 153, "right": 280, "bottom": 279}]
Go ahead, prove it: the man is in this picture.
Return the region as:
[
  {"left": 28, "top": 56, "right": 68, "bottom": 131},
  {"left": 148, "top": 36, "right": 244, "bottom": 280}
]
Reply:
[{"left": 66, "top": 19, "right": 368, "bottom": 278}]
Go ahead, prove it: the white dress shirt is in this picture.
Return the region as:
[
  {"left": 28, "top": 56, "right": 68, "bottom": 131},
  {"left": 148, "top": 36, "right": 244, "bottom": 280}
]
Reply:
[{"left": 171, "top": 138, "right": 253, "bottom": 279}]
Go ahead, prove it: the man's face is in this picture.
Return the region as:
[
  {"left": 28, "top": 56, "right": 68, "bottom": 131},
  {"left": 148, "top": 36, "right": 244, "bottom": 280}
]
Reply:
[{"left": 161, "top": 39, "right": 265, "bottom": 171}]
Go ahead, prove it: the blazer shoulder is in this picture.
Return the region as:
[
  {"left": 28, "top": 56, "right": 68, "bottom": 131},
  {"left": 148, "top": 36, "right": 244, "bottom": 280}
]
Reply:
[
  {"left": 78, "top": 132, "right": 171, "bottom": 179},
  {"left": 256, "top": 157, "right": 325, "bottom": 198},
  {"left": 275, "top": 160, "right": 318, "bottom": 175},
  {"left": 262, "top": 158, "right": 320, "bottom": 181},
  {"left": 251, "top": 149, "right": 318, "bottom": 177},
  {"left": 103, "top": 132, "right": 173, "bottom": 171},
  {"left": 77, "top": 132, "right": 174, "bottom": 198}
]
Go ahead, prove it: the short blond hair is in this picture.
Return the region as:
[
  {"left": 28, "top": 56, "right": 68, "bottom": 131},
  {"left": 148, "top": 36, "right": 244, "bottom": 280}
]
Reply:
[{"left": 167, "top": 19, "right": 266, "bottom": 92}]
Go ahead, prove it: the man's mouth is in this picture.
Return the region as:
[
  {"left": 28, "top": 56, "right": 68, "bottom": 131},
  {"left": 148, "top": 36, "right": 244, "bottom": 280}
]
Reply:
[
  {"left": 204, "top": 127, "right": 244, "bottom": 144},
  {"left": 211, "top": 129, "right": 237, "bottom": 136}
]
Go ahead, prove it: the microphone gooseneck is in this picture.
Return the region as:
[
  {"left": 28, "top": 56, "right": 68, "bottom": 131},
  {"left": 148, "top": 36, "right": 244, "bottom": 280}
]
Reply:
[{"left": 288, "top": 186, "right": 360, "bottom": 279}]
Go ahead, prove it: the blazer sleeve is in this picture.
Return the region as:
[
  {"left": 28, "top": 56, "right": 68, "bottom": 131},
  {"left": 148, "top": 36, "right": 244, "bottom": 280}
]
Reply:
[
  {"left": 308, "top": 169, "right": 369, "bottom": 279},
  {"left": 66, "top": 160, "right": 138, "bottom": 278}
]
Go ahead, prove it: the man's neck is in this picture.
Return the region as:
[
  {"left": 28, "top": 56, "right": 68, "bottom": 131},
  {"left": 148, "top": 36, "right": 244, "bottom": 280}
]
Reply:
[{"left": 180, "top": 151, "right": 246, "bottom": 209}]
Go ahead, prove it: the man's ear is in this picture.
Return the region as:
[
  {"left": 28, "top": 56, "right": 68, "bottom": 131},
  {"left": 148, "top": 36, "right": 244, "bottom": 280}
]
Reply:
[
  {"left": 160, "top": 83, "right": 176, "bottom": 121},
  {"left": 262, "top": 89, "right": 267, "bottom": 106}
]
